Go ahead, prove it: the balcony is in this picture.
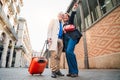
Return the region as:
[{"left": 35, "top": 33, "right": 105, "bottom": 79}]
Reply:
[
  {"left": 13, "top": 0, "right": 17, "bottom": 2},
  {"left": 16, "top": 5, "right": 20, "bottom": 14},
  {"left": 19, "top": 0, "right": 23, "bottom": 7},
  {"left": 5, "top": 0, "right": 11, "bottom": 3},
  {"left": 8, "top": 3, "right": 15, "bottom": 15},
  {"left": 0, "top": 6, "right": 18, "bottom": 40},
  {"left": 14, "top": 14, "right": 18, "bottom": 24},
  {"left": 15, "top": 45, "right": 26, "bottom": 53}
]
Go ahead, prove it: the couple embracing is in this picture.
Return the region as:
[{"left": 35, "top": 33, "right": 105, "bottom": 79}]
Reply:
[{"left": 47, "top": 3, "right": 82, "bottom": 78}]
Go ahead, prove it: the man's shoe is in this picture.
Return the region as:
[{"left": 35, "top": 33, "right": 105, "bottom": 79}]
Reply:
[
  {"left": 51, "top": 72, "right": 57, "bottom": 78},
  {"left": 56, "top": 71, "right": 64, "bottom": 76}
]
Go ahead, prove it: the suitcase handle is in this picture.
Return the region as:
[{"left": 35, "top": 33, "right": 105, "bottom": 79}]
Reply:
[{"left": 40, "top": 40, "right": 48, "bottom": 57}]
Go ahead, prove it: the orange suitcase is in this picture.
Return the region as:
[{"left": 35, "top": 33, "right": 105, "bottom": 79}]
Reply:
[{"left": 28, "top": 57, "right": 47, "bottom": 75}]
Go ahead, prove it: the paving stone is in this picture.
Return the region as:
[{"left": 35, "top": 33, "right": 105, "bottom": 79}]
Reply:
[{"left": 0, "top": 68, "right": 120, "bottom": 80}]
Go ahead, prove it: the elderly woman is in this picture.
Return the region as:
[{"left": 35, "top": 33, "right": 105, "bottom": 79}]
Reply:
[{"left": 63, "top": 3, "right": 81, "bottom": 77}]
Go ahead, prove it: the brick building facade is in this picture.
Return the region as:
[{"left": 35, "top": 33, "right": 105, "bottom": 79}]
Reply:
[{"left": 60, "top": 0, "right": 120, "bottom": 69}]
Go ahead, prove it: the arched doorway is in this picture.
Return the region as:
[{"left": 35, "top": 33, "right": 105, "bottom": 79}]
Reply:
[
  {"left": 6, "top": 40, "right": 12, "bottom": 68},
  {"left": 0, "top": 32, "right": 6, "bottom": 67},
  {"left": 11, "top": 42, "right": 16, "bottom": 67}
]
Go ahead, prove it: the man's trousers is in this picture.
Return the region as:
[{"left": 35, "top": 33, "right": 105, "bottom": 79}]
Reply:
[{"left": 50, "top": 39, "right": 63, "bottom": 72}]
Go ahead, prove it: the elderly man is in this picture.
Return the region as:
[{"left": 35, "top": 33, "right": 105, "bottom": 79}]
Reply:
[{"left": 47, "top": 12, "right": 64, "bottom": 78}]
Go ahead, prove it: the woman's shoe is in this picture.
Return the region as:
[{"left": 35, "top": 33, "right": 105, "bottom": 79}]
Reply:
[
  {"left": 66, "top": 73, "right": 71, "bottom": 77},
  {"left": 70, "top": 74, "right": 78, "bottom": 77}
]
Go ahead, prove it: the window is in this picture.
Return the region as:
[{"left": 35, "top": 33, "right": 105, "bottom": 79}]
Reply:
[
  {"left": 99, "top": 0, "right": 114, "bottom": 14},
  {"left": 75, "top": 6, "right": 82, "bottom": 31},
  {"left": 89, "top": 0, "right": 100, "bottom": 21},
  {"left": 112, "top": 0, "right": 120, "bottom": 6},
  {"left": 82, "top": 0, "right": 92, "bottom": 28},
  {"left": 69, "top": 0, "right": 120, "bottom": 30}
]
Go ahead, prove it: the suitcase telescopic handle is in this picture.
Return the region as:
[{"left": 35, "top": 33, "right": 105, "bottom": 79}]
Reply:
[{"left": 40, "top": 40, "right": 48, "bottom": 57}]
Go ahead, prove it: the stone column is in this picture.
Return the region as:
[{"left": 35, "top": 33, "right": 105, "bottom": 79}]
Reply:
[
  {"left": 1, "top": 37, "right": 9, "bottom": 67},
  {"left": 14, "top": 49, "right": 22, "bottom": 67},
  {"left": 14, "top": 18, "right": 24, "bottom": 67},
  {"left": 21, "top": 52, "right": 27, "bottom": 67},
  {"left": 78, "top": 0, "right": 89, "bottom": 69},
  {"left": 8, "top": 41, "right": 15, "bottom": 67}
]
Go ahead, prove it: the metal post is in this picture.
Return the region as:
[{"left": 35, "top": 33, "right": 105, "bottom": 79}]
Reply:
[{"left": 77, "top": 0, "right": 89, "bottom": 69}]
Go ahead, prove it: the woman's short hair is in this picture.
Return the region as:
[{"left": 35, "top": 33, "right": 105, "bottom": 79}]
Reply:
[{"left": 65, "top": 13, "right": 70, "bottom": 18}]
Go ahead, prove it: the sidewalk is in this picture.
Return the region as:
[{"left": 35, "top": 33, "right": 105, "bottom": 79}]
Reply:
[{"left": 0, "top": 68, "right": 120, "bottom": 80}]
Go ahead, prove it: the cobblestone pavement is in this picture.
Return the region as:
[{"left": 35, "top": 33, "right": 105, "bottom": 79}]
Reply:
[{"left": 0, "top": 68, "right": 120, "bottom": 80}]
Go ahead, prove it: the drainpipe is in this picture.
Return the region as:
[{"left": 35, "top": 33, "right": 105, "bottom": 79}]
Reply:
[{"left": 77, "top": 0, "right": 89, "bottom": 69}]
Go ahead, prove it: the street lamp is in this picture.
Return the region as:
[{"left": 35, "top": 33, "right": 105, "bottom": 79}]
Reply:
[{"left": 77, "top": 0, "right": 89, "bottom": 69}]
